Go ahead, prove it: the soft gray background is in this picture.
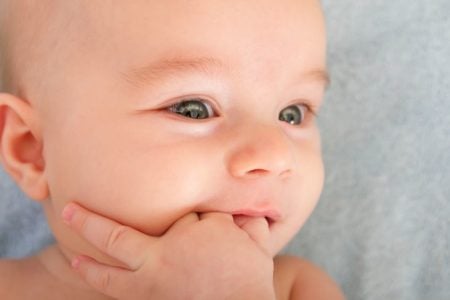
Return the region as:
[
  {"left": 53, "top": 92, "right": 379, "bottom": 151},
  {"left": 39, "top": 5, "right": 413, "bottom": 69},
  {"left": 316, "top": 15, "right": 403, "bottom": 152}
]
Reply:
[{"left": 1, "top": 1, "right": 449, "bottom": 300}]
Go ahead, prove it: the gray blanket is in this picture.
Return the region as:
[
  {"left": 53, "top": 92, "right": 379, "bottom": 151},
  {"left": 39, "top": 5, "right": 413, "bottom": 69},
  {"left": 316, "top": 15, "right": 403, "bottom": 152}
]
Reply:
[{"left": 1, "top": 1, "right": 449, "bottom": 299}]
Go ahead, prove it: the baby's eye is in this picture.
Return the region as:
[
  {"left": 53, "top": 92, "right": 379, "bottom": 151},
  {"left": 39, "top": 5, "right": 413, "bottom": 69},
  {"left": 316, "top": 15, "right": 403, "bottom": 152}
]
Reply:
[
  {"left": 279, "top": 104, "right": 310, "bottom": 125},
  {"left": 168, "top": 99, "right": 215, "bottom": 119}
]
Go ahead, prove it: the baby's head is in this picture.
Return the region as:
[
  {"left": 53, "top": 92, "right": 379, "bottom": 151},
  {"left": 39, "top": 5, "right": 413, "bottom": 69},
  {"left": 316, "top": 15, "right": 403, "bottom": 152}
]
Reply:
[{"left": 0, "top": 0, "right": 327, "bottom": 263}]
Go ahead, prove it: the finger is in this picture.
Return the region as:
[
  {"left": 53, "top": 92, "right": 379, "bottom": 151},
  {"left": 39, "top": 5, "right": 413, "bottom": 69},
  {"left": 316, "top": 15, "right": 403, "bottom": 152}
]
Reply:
[
  {"left": 233, "top": 216, "right": 271, "bottom": 255},
  {"left": 62, "top": 202, "right": 155, "bottom": 269},
  {"left": 72, "top": 255, "right": 137, "bottom": 299},
  {"left": 166, "top": 212, "right": 200, "bottom": 233},
  {"left": 199, "top": 211, "right": 234, "bottom": 222}
]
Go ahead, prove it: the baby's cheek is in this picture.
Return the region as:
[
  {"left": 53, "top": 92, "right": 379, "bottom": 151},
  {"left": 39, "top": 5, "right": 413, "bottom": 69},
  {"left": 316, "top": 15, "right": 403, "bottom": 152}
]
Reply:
[{"left": 93, "top": 179, "right": 203, "bottom": 237}]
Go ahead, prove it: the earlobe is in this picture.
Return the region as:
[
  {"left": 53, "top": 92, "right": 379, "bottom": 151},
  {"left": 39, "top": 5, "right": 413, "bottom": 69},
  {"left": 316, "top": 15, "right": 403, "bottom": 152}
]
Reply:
[{"left": 0, "top": 93, "right": 49, "bottom": 201}]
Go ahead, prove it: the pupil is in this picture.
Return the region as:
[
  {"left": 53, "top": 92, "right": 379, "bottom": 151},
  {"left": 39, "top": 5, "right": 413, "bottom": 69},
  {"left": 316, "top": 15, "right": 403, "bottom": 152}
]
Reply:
[{"left": 190, "top": 110, "right": 199, "bottom": 118}]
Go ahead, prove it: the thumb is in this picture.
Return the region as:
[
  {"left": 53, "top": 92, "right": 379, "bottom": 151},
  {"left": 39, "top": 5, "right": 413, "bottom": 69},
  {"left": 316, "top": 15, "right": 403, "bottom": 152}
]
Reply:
[{"left": 233, "top": 216, "right": 271, "bottom": 255}]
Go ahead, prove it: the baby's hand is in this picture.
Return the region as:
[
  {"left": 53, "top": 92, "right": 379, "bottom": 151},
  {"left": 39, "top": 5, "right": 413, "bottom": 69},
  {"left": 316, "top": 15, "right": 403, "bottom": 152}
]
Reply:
[{"left": 62, "top": 203, "right": 276, "bottom": 300}]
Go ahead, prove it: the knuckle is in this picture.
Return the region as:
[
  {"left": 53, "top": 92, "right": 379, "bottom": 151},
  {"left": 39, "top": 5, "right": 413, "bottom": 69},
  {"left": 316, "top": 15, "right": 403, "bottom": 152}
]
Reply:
[
  {"left": 94, "top": 270, "right": 112, "bottom": 292},
  {"left": 104, "top": 225, "right": 129, "bottom": 253}
]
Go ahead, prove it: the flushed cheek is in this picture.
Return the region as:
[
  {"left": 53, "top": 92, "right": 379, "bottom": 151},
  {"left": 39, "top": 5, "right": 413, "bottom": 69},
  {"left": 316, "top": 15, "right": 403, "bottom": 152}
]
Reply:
[
  {"left": 73, "top": 143, "right": 214, "bottom": 236},
  {"left": 43, "top": 105, "right": 215, "bottom": 239}
]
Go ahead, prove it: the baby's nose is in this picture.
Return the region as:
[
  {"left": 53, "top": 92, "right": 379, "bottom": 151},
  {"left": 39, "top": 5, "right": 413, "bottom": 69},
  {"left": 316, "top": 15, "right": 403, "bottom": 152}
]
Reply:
[{"left": 225, "top": 124, "right": 295, "bottom": 180}]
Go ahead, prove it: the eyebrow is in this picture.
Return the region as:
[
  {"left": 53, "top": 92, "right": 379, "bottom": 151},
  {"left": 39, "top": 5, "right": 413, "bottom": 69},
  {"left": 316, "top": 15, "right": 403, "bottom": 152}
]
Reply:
[{"left": 120, "top": 56, "right": 330, "bottom": 89}]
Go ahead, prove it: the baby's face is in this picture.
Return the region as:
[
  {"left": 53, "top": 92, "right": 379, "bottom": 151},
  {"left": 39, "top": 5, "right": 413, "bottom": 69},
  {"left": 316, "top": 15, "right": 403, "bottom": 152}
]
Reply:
[{"left": 38, "top": 0, "right": 327, "bottom": 260}]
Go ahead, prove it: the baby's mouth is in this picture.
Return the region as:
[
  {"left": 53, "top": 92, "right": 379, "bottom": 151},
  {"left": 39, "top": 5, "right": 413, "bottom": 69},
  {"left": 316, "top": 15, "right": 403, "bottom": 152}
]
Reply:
[
  {"left": 266, "top": 217, "right": 275, "bottom": 227},
  {"left": 232, "top": 214, "right": 276, "bottom": 228},
  {"left": 231, "top": 208, "right": 281, "bottom": 226}
]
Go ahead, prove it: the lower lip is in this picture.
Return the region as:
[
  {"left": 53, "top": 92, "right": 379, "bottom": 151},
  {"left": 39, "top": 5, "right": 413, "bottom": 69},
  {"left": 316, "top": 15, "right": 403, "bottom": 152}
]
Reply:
[{"left": 232, "top": 214, "right": 276, "bottom": 228}]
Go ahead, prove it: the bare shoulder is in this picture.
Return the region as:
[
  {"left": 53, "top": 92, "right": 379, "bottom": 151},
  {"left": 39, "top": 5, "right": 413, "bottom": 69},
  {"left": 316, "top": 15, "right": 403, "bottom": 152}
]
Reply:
[
  {"left": 0, "top": 259, "right": 23, "bottom": 298},
  {"left": 0, "top": 256, "right": 53, "bottom": 299},
  {"left": 273, "top": 255, "right": 345, "bottom": 300}
]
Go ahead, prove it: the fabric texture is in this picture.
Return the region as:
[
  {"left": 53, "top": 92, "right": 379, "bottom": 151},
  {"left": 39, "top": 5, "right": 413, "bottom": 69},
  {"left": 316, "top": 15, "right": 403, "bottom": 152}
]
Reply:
[
  {"left": 1, "top": 1, "right": 449, "bottom": 299},
  {"left": 283, "top": 1, "right": 450, "bottom": 299}
]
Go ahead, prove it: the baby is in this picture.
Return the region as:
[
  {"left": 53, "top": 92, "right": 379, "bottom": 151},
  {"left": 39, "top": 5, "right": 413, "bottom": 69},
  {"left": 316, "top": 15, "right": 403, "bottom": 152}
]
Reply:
[{"left": 0, "top": 0, "right": 344, "bottom": 299}]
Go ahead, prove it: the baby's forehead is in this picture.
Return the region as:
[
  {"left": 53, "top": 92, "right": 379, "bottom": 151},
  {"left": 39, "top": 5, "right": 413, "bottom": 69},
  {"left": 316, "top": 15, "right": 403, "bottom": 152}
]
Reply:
[{"left": 1, "top": 0, "right": 325, "bottom": 102}]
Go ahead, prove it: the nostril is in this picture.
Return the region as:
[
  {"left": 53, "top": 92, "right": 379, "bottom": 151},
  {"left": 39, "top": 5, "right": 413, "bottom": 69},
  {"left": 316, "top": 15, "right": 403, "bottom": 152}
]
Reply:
[
  {"left": 248, "top": 169, "right": 268, "bottom": 174},
  {"left": 245, "top": 169, "right": 270, "bottom": 179},
  {"left": 279, "top": 169, "right": 293, "bottom": 179}
]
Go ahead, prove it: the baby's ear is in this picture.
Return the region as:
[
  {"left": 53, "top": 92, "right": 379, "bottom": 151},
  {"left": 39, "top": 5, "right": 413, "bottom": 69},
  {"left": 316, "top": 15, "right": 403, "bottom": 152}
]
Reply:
[{"left": 0, "top": 93, "right": 48, "bottom": 202}]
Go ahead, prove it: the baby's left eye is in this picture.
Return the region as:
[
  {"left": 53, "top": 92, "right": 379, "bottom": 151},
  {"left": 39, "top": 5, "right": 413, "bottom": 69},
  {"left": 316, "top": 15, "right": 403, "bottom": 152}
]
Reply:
[{"left": 279, "top": 104, "right": 309, "bottom": 125}]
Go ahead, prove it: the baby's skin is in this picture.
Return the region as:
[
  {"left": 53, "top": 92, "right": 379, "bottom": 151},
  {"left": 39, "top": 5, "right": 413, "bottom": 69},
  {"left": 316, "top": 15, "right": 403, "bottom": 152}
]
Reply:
[{"left": 0, "top": 0, "right": 344, "bottom": 299}]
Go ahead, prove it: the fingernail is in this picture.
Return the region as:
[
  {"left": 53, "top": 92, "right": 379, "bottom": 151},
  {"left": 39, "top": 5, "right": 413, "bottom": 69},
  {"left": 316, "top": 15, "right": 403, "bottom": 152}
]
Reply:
[{"left": 62, "top": 203, "right": 76, "bottom": 224}]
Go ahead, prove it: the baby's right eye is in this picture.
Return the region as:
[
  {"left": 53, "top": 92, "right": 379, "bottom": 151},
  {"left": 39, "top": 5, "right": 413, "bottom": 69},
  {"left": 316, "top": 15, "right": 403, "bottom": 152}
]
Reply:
[{"left": 167, "top": 99, "right": 216, "bottom": 119}]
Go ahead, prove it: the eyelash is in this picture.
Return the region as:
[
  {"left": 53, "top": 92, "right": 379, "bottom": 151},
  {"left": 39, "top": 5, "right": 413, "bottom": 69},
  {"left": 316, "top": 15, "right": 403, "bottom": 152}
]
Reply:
[{"left": 166, "top": 97, "right": 319, "bottom": 125}]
